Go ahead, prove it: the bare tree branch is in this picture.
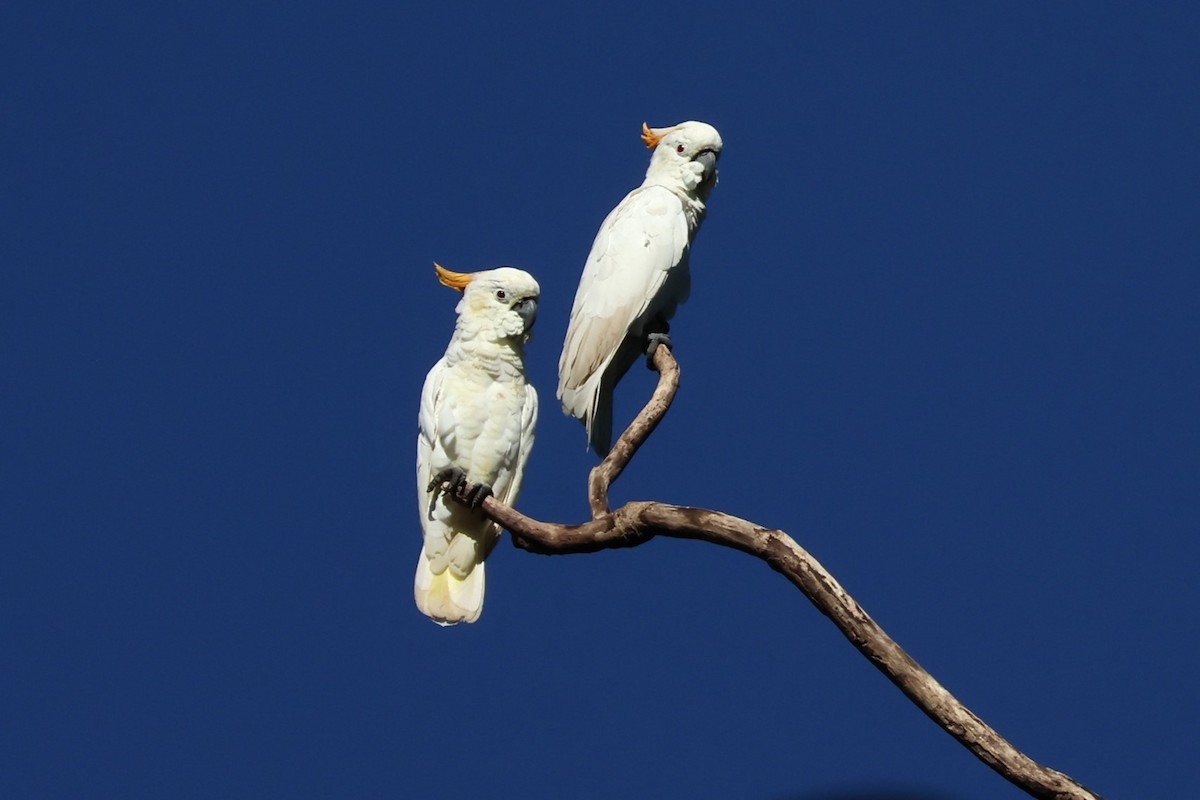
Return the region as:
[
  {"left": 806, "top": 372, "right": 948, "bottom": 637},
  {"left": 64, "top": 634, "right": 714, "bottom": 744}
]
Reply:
[
  {"left": 587, "top": 343, "right": 679, "bottom": 518},
  {"left": 439, "top": 347, "right": 1103, "bottom": 800}
]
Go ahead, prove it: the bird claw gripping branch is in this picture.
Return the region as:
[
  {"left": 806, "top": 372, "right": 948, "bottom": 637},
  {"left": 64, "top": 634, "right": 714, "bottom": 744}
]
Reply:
[
  {"left": 644, "top": 332, "right": 672, "bottom": 368},
  {"left": 428, "top": 466, "right": 468, "bottom": 499},
  {"left": 428, "top": 467, "right": 493, "bottom": 511}
]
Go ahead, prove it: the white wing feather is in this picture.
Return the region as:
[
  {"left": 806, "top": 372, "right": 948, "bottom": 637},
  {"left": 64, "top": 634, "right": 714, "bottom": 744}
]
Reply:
[
  {"left": 557, "top": 185, "right": 690, "bottom": 449},
  {"left": 416, "top": 357, "right": 447, "bottom": 506},
  {"left": 497, "top": 382, "right": 538, "bottom": 507}
]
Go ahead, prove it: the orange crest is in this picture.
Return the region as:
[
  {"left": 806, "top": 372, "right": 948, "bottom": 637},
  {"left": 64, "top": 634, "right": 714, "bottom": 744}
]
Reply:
[
  {"left": 434, "top": 262, "right": 473, "bottom": 292},
  {"left": 640, "top": 122, "right": 662, "bottom": 150}
]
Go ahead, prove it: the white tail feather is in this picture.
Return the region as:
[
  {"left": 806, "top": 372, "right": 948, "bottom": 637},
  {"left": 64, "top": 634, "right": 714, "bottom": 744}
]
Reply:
[
  {"left": 587, "top": 378, "right": 614, "bottom": 456},
  {"left": 414, "top": 553, "right": 486, "bottom": 626}
]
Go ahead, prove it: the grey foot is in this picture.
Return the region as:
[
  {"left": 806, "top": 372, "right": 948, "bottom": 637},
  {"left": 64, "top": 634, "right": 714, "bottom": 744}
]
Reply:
[
  {"left": 428, "top": 466, "right": 468, "bottom": 497},
  {"left": 463, "top": 482, "right": 494, "bottom": 510},
  {"left": 428, "top": 467, "right": 493, "bottom": 510},
  {"left": 645, "top": 331, "right": 673, "bottom": 367}
]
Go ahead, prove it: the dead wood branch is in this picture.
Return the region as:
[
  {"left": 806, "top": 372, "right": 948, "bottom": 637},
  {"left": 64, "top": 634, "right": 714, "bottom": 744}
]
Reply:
[
  {"left": 587, "top": 343, "right": 680, "bottom": 518},
  {"left": 440, "top": 345, "right": 1102, "bottom": 800}
]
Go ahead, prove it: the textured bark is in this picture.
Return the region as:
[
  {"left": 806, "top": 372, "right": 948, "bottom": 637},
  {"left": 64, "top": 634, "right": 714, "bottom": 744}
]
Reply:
[{"left": 439, "top": 345, "right": 1103, "bottom": 800}]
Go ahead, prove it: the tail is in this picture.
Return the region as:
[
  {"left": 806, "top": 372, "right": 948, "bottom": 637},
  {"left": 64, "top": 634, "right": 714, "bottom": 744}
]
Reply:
[
  {"left": 559, "top": 368, "right": 614, "bottom": 456},
  {"left": 582, "top": 335, "right": 644, "bottom": 457},
  {"left": 586, "top": 379, "right": 614, "bottom": 456},
  {"left": 414, "top": 553, "right": 486, "bottom": 626}
]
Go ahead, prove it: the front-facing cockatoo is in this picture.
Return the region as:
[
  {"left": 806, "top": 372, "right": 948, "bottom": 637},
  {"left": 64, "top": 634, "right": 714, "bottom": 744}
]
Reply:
[
  {"left": 415, "top": 263, "right": 540, "bottom": 625},
  {"left": 558, "top": 120, "right": 723, "bottom": 455}
]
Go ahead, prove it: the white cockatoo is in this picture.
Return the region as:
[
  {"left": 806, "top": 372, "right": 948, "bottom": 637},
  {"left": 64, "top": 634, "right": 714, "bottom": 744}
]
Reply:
[
  {"left": 415, "top": 263, "right": 540, "bottom": 625},
  {"left": 558, "top": 120, "right": 723, "bottom": 455}
]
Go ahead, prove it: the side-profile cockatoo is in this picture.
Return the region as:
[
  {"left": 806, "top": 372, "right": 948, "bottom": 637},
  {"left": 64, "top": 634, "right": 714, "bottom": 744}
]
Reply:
[
  {"left": 415, "top": 263, "right": 540, "bottom": 625},
  {"left": 557, "top": 120, "right": 723, "bottom": 455}
]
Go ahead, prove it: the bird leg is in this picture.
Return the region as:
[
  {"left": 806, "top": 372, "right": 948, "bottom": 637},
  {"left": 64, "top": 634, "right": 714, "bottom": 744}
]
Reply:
[{"left": 644, "top": 316, "right": 672, "bottom": 368}]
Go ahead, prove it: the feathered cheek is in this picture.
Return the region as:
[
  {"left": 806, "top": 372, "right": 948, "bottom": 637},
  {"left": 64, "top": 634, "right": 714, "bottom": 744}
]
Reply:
[
  {"left": 682, "top": 161, "right": 704, "bottom": 189},
  {"left": 501, "top": 313, "right": 526, "bottom": 339}
]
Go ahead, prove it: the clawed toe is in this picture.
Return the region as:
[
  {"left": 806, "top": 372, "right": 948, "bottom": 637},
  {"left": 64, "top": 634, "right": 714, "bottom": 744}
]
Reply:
[
  {"left": 428, "top": 467, "right": 493, "bottom": 510},
  {"left": 464, "top": 482, "right": 494, "bottom": 509},
  {"left": 427, "top": 466, "right": 468, "bottom": 495}
]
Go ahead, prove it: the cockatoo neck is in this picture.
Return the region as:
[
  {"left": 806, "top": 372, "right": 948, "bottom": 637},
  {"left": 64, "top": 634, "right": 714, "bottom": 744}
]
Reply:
[
  {"left": 644, "top": 158, "right": 696, "bottom": 193},
  {"left": 641, "top": 168, "right": 709, "bottom": 233},
  {"left": 445, "top": 318, "right": 527, "bottom": 379},
  {"left": 642, "top": 153, "right": 714, "bottom": 231}
]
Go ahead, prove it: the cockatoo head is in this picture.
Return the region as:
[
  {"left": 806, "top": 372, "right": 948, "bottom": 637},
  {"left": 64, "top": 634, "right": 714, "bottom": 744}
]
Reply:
[
  {"left": 435, "top": 263, "right": 540, "bottom": 344},
  {"left": 641, "top": 120, "right": 723, "bottom": 200}
]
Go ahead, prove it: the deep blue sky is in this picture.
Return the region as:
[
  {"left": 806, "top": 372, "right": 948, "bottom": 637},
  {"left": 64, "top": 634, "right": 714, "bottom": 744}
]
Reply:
[{"left": 4, "top": 3, "right": 1198, "bottom": 798}]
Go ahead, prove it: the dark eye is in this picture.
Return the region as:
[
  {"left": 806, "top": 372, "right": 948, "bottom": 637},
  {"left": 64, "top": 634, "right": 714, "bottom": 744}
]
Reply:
[
  {"left": 676, "top": 144, "right": 685, "bottom": 154},
  {"left": 495, "top": 290, "right": 506, "bottom": 300}
]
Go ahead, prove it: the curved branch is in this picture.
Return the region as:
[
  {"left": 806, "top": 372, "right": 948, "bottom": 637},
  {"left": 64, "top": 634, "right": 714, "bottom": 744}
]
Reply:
[
  {"left": 442, "top": 349, "right": 1102, "bottom": 800},
  {"left": 485, "top": 498, "right": 1101, "bottom": 800},
  {"left": 587, "top": 344, "right": 680, "bottom": 518}
]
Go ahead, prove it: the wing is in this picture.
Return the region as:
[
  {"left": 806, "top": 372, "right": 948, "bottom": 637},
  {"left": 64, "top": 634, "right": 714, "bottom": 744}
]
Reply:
[
  {"left": 416, "top": 357, "right": 449, "bottom": 525},
  {"left": 495, "top": 381, "right": 538, "bottom": 507},
  {"left": 557, "top": 185, "right": 690, "bottom": 401}
]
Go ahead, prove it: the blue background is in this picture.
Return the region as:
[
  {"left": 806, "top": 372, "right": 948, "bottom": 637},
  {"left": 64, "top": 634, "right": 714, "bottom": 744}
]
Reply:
[{"left": 4, "top": 3, "right": 1197, "bottom": 798}]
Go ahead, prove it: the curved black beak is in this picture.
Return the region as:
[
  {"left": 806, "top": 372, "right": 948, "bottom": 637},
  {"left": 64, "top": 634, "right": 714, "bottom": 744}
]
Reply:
[
  {"left": 514, "top": 297, "right": 538, "bottom": 330},
  {"left": 694, "top": 149, "right": 719, "bottom": 183}
]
